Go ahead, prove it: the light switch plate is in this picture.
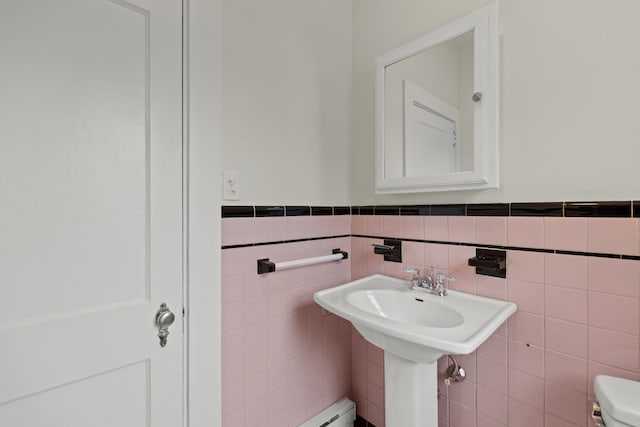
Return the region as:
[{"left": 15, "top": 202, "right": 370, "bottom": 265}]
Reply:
[{"left": 223, "top": 170, "right": 240, "bottom": 200}]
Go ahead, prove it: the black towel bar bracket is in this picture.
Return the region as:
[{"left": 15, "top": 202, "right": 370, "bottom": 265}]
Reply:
[
  {"left": 468, "top": 248, "right": 507, "bottom": 278},
  {"left": 372, "top": 239, "right": 402, "bottom": 263}
]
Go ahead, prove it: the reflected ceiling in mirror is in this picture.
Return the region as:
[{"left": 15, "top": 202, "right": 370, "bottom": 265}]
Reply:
[{"left": 375, "top": 4, "right": 499, "bottom": 193}]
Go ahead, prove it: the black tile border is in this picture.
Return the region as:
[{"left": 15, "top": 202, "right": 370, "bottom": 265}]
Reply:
[
  {"left": 285, "top": 206, "right": 311, "bottom": 216},
  {"left": 374, "top": 205, "right": 400, "bottom": 215},
  {"left": 221, "top": 205, "right": 254, "bottom": 218},
  {"left": 334, "top": 206, "right": 351, "bottom": 215},
  {"left": 223, "top": 201, "right": 640, "bottom": 218},
  {"left": 348, "top": 235, "right": 640, "bottom": 260},
  {"left": 430, "top": 204, "right": 466, "bottom": 216},
  {"left": 360, "top": 206, "right": 375, "bottom": 215},
  {"left": 311, "top": 206, "right": 333, "bottom": 216},
  {"left": 564, "top": 201, "right": 632, "bottom": 218},
  {"left": 221, "top": 234, "right": 351, "bottom": 250},
  {"left": 255, "top": 206, "right": 284, "bottom": 217},
  {"left": 510, "top": 202, "right": 563, "bottom": 217},
  {"left": 466, "top": 203, "right": 510, "bottom": 216},
  {"left": 400, "top": 205, "right": 430, "bottom": 216},
  {"left": 222, "top": 232, "right": 640, "bottom": 261}
]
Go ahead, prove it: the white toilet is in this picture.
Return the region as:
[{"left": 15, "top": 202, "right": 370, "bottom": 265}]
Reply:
[{"left": 593, "top": 375, "right": 640, "bottom": 426}]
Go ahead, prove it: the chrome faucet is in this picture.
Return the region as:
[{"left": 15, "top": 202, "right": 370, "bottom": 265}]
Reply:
[
  {"left": 433, "top": 272, "right": 456, "bottom": 296},
  {"left": 404, "top": 268, "right": 422, "bottom": 287},
  {"left": 404, "top": 267, "right": 435, "bottom": 290},
  {"left": 404, "top": 267, "right": 455, "bottom": 296}
]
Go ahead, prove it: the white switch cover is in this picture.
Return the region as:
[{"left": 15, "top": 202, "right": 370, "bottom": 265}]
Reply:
[{"left": 223, "top": 170, "right": 240, "bottom": 200}]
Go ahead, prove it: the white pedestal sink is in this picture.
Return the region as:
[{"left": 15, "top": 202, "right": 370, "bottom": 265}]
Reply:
[{"left": 314, "top": 274, "right": 517, "bottom": 427}]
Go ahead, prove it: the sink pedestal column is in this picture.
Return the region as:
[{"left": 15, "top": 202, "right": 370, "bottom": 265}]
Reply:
[{"left": 384, "top": 352, "right": 438, "bottom": 427}]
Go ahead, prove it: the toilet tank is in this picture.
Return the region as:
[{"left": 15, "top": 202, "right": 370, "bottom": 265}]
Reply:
[{"left": 594, "top": 375, "right": 640, "bottom": 427}]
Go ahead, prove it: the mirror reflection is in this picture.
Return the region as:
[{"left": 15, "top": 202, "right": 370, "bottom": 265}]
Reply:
[
  {"left": 384, "top": 31, "right": 475, "bottom": 179},
  {"left": 375, "top": 3, "right": 498, "bottom": 194}
]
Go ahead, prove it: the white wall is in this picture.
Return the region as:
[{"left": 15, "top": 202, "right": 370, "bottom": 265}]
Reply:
[
  {"left": 221, "top": 0, "right": 352, "bottom": 205},
  {"left": 187, "top": 0, "right": 222, "bottom": 426},
  {"left": 352, "top": 0, "right": 640, "bottom": 204}
]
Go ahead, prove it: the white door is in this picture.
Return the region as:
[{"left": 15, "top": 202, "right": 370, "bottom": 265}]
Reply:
[
  {"left": 0, "top": 1, "right": 183, "bottom": 426},
  {"left": 403, "top": 80, "right": 460, "bottom": 177}
]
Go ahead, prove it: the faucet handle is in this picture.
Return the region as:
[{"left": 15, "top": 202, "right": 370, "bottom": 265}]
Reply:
[
  {"left": 434, "top": 272, "right": 456, "bottom": 296},
  {"left": 436, "top": 272, "right": 456, "bottom": 283},
  {"left": 404, "top": 268, "right": 420, "bottom": 278}
]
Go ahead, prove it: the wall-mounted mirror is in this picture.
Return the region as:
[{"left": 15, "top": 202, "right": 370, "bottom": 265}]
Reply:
[{"left": 375, "top": 4, "right": 499, "bottom": 193}]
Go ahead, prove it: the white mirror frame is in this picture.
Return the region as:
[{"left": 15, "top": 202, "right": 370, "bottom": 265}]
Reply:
[{"left": 375, "top": 4, "right": 499, "bottom": 193}]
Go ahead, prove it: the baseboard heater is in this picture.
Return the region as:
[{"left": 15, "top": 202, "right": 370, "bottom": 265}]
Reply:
[{"left": 299, "top": 398, "right": 356, "bottom": 427}]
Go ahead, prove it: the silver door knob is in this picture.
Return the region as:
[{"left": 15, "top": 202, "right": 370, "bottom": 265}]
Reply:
[{"left": 155, "top": 303, "right": 175, "bottom": 347}]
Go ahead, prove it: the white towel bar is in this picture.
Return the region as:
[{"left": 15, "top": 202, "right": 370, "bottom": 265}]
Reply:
[{"left": 257, "top": 248, "right": 348, "bottom": 274}]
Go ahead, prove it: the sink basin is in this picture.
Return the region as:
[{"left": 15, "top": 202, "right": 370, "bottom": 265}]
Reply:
[
  {"left": 314, "top": 274, "right": 516, "bottom": 364},
  {"left": 347, "top": 289, "right": 464, "bottom": 328}
]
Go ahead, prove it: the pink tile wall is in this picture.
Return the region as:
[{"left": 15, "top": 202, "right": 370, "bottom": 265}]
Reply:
[
  {"left": 221, "top": 216, "right": 352, "bottom": 427},
  {"left": 351, "top": 214, "right": 640, "bottom": 427},
  {"left": 351, "top": 330, "right": 385, "bottom": 426},
  {"left": 222, "top": 212, "right": 640, "bottom": 427}
]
